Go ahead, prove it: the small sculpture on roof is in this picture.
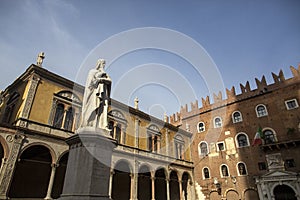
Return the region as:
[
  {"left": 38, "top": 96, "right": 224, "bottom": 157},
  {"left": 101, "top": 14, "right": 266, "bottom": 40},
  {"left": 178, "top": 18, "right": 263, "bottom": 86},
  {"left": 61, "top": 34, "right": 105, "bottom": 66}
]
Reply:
[{"left": 36, "top": 52, "right": 45, "bottom": 67}]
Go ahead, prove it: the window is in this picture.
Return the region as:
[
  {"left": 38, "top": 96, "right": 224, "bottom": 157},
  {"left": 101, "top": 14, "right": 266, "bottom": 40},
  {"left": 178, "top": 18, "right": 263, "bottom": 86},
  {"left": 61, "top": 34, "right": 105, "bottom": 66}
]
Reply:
[
  {"left": 232, "top": 111, "right": 242, "bottom": 123},
  {"left": 50, "top": 91, "right": 82, "bottom": 132},
  {"left": 214, "top": 117, "right": 222, "bottom": 128},
  {"left": 197, "top": 122, "right": 205, "bottom": 132},
  {"left": 236, "top": 133, "right": 249, "bottom": 147},
  {"left": 203, "top": 167, "right": 210, "bottom": 179},
  {"left": 237, "top": 162, "right": 247, "bottom": 176},
  {"left": 220, "top": 165, "right": 229, "bottom": 177},
  {"left": 285, "top": 159, "right": 296, "bottom": 168},
  {"left": 2, "top": 92, "right": 20, "bottom": 124},
  {"left": 175, "top": 135, "right": 185, "bottom": 160},
  {"left": 258, "top": 162, "right": 267, "bottom": 170},
  {"left": 147, "top": 125, "right": 161, "bottom": 153},
  {"left": 263, "top": 129, "right": 276, "bottom": 144},
  {"left": 64, "top": 107, "right": 74, "bottom": 131},
  {"left": 199, "top": 142, "right": 209, "bottom": 156},
  {"left": 285, "top": 99, "right": 299, "bottom": 110},
  {"left": 108, "top": 110, "right": 127, "bottom": 144},
  {"left": 53, "top": 103, "right": 65, "bottom": 128},
  {"left": 217, "top": 142, "right": 225, "bottom": 151},
  {"left": 256, "top": 104, "right": 268, "bottom": 117}
]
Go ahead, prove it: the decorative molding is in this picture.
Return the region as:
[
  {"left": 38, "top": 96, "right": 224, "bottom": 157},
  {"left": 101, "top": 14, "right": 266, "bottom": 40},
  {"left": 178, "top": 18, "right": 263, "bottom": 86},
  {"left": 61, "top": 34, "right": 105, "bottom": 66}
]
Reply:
[{"left": 21, "top": 74, "right": 40, "bottom": 119}]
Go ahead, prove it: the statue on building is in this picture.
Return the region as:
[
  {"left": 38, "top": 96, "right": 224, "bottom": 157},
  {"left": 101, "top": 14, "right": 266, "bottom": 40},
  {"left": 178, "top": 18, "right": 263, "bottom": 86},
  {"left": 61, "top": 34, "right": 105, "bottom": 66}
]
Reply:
[
  {"left": 36, "top": 52, "right": 45, "bottom": 67},
  {"left": 81, "top": 59, "right": 112, "bottom": 130}
]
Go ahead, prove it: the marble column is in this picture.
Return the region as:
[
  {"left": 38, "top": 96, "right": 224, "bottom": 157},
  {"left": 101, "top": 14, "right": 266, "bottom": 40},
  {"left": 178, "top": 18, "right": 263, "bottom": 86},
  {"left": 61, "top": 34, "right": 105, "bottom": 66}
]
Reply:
[
  {"left": 151, "top": 176, "right": 155, "bottom": 200},
  {"left": 108, "top": 170, "right": 114, "bottom": 199},
  {"left": 45, "top": 164, "right": 58, "bottom": 199},
  {"left": 166, "top": 178, "right": 170, "bottom": 200}
]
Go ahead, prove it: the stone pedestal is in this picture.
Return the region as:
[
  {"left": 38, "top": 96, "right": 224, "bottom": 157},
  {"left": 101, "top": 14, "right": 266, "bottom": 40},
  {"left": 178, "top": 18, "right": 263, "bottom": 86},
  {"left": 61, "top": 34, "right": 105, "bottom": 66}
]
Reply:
[{"left": 59, "top": 128, "right": 116, "bottom": 200}]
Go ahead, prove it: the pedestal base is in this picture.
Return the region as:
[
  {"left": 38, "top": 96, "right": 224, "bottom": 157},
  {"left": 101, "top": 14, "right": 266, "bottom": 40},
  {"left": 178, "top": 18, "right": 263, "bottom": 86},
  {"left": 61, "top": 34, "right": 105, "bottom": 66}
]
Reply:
[{"left": 59, "top": 128, "right": 116, "bottom": 200}]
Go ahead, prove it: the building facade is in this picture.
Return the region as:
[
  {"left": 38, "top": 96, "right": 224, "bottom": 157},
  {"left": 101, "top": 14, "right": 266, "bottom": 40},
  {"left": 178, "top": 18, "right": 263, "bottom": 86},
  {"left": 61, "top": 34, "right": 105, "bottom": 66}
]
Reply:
[
  {"left": 170, "top": 66, "right": 300, "bottom": 199},
  {"left": 0, "top": 63, "right": 195, "bottom": 200}
]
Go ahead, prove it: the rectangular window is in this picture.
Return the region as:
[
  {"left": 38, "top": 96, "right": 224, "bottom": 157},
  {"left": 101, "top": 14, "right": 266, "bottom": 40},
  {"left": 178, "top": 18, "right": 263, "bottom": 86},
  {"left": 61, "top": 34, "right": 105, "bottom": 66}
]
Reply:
[
  {"left": 216, "top": 142, "right": 225, "bottom": 151},
  {"left": 285, "top": 99, "right": 299, "bottom": 110},
  {"left": 285, "top": 159, "right": 296, "bottom": 168},
  {"left": 258, "top": 162, "right": 267, "bottom": 170}
]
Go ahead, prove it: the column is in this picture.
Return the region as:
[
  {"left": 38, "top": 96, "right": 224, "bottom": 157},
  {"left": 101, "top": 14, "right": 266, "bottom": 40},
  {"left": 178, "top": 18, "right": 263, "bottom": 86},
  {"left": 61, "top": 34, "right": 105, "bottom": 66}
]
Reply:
[
  {"left": 72, "top": 112, "right": 78, "bottom": 131},
  {"left": 113, "top": 123, "right": 117, "bottom": 140},
  {"left": 166, "top": 178, "right": 170, "bottom": 200},
  {"left": 134, "top": 118, "right": 139, "bottom": 149},
  {"left": 61, "top": 109, "right": 67, "bottom": 129},
  {"left": 122, "top": 127, "right": 126, "bottom": 144},
  {"left": 151, "top": 176, "right": 155, "bottom": 200},
  {"left": 165, "top": 129, "right": 169, "bottom": 156},
  {"left": 108, "top": 170, "right": 114, "bottom": 199},
  {"left": 256, "top": 182, "right": 264, "bottom": 200},
  {"left": 130, "top": 172, "right": 138, "bottom": 200},
  {"left": 152, "top": 135, "right": 155, "bottom": 152},
  {"left": 179, "top": 180, "right": 183, "bottom": 199},
  {"left": 45, "top": 164, "right": 58, "bottom": 199}
]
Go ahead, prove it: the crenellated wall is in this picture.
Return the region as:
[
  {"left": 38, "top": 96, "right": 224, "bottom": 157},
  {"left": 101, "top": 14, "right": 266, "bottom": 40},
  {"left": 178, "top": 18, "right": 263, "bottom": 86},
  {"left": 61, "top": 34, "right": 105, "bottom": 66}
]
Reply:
[{"left": 170, "top": 65, "right": 300, "bottom": 124}]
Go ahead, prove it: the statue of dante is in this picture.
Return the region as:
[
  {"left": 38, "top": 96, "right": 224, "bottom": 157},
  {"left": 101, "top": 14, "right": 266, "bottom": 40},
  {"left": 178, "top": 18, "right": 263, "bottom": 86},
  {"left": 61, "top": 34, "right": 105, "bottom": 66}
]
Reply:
[{"left": 81, "top": 59, "right": 111, "bottom": 129}]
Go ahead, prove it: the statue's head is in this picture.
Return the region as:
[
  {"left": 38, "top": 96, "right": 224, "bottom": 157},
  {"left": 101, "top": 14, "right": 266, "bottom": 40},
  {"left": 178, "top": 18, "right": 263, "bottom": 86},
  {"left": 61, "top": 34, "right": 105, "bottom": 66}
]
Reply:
[{"left": 96, "top": 59, "right": 106, "bottom": 70}]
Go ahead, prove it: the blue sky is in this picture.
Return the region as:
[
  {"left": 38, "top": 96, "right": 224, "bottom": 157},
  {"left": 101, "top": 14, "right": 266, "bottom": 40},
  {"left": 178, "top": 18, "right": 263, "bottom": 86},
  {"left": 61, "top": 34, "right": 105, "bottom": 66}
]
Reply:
[{"left": 0, "top": 0, "right": 299, "bottom": 118}]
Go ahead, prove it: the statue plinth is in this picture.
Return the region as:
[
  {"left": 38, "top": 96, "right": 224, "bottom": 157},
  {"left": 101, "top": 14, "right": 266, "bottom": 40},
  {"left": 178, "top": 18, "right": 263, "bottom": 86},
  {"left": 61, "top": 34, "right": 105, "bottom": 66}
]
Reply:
[{"left": 59, "top": 128, "right": 116, "bottom": 200}]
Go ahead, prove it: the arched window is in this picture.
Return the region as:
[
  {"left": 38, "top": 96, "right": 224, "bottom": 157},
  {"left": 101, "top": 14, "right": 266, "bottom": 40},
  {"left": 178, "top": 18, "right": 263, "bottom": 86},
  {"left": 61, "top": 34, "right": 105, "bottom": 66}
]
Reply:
[
  {"left": 236, "top": 133, "right": 249, "bottom": 147},
  {"left": 203, "top": 167, "right": 210, "bottom": 179},
  {"left": 214, "top": 117, "right": 222, "bottom": 128},
  {"left": 199, "top": 141, "right": 209, "bottom": 156},
  {"left": 232, "top": 111, "right": 242, "bottom": 123},
  {"left": 197, "top": 122, "right": 205, "bottom": 132},
  {"left": 263, "top": 129, "right": 276, "bottom": 144},
  {"left": 53, "top": 104, "right": 64, "bottom": 128},
  {"left": 237, "top": 162, "right": 247, "bottom": 176},
  {"left": 220, "top": 164, "right": 229, "bottom": 177},
  {"left": 256, "top": 104, "right": 268, "bottom": 117}
]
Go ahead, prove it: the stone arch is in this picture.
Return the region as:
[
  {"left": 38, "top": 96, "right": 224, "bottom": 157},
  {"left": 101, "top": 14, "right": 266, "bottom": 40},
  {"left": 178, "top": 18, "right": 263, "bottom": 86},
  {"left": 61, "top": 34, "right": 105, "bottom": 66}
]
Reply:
[
  {"left": 51, "top": 151, "right": 69, "bottom": 199},
  {"left": 225, "top": 189, "right": 239, "bottom": 200},
  {"left": 271, "top": 183, "right": 297, "bottom": 200},
  {"left": 20, "top": 142, "right": 57, "bottom": 164},
  {"left": 138, "top": 164, "right": 152, "bottom": 200},
  {"left": 112, "top": 160, "right": 132, "bottom": 200},
  {"left": 9, "top": 145, "right": 52, "bottom": 198},
  {"left": 155, "top": 167, "right": 167, "bottom": 200}
]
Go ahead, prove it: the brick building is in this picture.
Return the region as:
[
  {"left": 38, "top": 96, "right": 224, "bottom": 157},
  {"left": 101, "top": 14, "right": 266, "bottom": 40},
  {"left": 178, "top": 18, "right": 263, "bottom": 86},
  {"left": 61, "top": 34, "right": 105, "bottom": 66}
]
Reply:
[{"left": 170, "top": 66, "right": 300, "bottom": 199}]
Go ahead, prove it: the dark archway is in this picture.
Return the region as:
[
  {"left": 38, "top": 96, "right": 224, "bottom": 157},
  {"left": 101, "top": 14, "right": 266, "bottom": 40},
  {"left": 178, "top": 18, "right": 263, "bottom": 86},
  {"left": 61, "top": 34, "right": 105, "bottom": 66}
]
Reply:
[
  {"left": 112, "top": 160, "right": 131, "bottom": 200},
  {"left": 274, "top": 184, "right": 296, "bottom": 200},
  {"left": 182, "top": 172, "right": 191, "bottom": 200},
  {"left": 155, "top": 168, "right": 167, "bottom": 200},
  {"left": 51, "top": 152, "right": 69, "bottom": 199},
  {"left": 169, "top": 171, "right": 180, "bottom": 200},
  {"left": 9, "top": 145, "right": 52, "bottom": 198},
  {"left": 138, "top": 165, "right": 151, "bottom": 200}
]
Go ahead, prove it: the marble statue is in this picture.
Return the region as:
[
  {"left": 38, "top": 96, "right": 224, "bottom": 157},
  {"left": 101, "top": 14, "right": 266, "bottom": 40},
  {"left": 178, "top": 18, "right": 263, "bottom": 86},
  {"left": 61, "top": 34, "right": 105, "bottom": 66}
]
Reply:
[
  {"left": 81, "top": 59, "right": 111, "bottom": 130},
  {"left": 36, "top": 52, "right": 45, "bottom": 66}
]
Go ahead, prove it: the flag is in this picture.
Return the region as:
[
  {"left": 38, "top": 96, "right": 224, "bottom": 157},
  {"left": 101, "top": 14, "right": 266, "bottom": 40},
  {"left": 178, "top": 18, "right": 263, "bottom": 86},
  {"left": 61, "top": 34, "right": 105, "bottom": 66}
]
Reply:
[{"left": 252, "top": 127, "right": 263, "bottom": 146}]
